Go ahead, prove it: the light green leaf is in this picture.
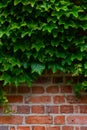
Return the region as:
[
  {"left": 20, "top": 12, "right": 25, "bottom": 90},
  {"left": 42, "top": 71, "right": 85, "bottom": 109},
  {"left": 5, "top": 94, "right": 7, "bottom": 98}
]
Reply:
[
  {"left": 31, "top": 63, "right": 45, "bottom": 75},
  {"left": 14, "top": 0, "right": 21, "bottom": 5},
  {"left": 84, "top": 62, "right": 87, "bottom": 69}
]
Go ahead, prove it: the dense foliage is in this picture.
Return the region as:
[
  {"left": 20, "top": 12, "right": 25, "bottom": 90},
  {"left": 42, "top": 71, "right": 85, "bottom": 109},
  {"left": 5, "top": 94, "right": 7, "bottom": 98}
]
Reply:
[{"left": 0, "top": 0, "right": 87, "bottom": 103}]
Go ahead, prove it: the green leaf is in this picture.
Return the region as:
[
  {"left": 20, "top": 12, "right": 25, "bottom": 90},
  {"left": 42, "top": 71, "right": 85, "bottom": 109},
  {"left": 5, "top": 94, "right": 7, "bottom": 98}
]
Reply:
[
  {"left": 31, "top": 63, "right": 45, "bottom": 75},
  {"left": 14, "top": 0, "right": 21, "bottom": 5},
  {"left": 51, "top": 39, "right": 59, "bottom": 47},
  {"left": 49, "top": 63, "right": 65, "bottom": 73},
  {"left": 31, "top": 41, "right": 45, "bottom": 51},
  {"left": 42, "top": 23, "right": 57, "bottom": 33},
  {"left": 49, "top": 64, "right": 58, "bottom": 73},
  {"left": 71, "top": 6, "right": 79, "bottom": 17},
  {"left": 84, "top": 62, "right": 87, "bottom": 69}
]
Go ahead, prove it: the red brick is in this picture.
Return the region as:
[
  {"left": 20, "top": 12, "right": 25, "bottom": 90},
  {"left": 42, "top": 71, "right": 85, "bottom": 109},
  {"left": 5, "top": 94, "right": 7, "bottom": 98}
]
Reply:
[
  {"left": 18, "top": 86, "right": 30, "bottom": 94},
  {"left": 80, "top": 106, "right": 87, "bottom": 113},
  {"left": 60, "top": 105, "right": 73, "bottom": 113},
  {"left": 42, "top": 70, "right": 62, "bottom": 75},
  {"left": 3, "top": 85, "right": 10, "bottom": 93},
  {"left": 47, "top": 126, "right": 60, "bottom": 130},
  {"left": 67, "top": 116, "right": 87, "bottom": 124},
  {"left": 32, "top": 86, "right": 44, "bottom": 94},
  {"left": 7, "top": 96, "right": 23, "bottom": 103},
  {"left": 10, "top": 127, "right": 15, "bottom": 130},
  {"left": 17, "top": 126, "right": 30, "bottom": 130},
  {"left": 10, "top": 86, "right": 17, "bottom": 94},
  {"left": 65, "top": 76, "right": 79, "bottom": 84},
  {"left": 74, "top": 105, "right": 79, "bottom": 113},
  {"left": 60, "top": 85, "right": 72, "bottom": 93},
  {"left": 54, "top": 116, "right": 65, "bottom": 124},
  {"left": 25, "top": 96, "right": 51, "bottom": 103},
  {"left": 66, "top": 95, "right": 87, "bottom": 104},
  {"left": 53, "top": 76, "right": 63, "bottom": 83},
  {"left": 33, "top": 126, "right": 45, "bottom": 130},
  {"left": 46, "top": 106, "right": 59, "bottom": 113},
  {"left": 46, "top": 86, "right": 59, "bottom": 93},
  {"left": 0, "top": 126, "right": 8, "bottom": 130},
  {"left": 0, "top": 116, "right": 23, "bottom": 124},
  {"left": 75, "top": 127, "right": 80, "bottom": 130},
  {"left": 0, "top": 106, "right": 3, "bottom": 113},
  {"left": 32, "top": 106, "right": 44, "bottom": 114},
  {"left": 53, "top": 96, "right": 65, "bottom": 104},
  {"left": 11, "top": 105, "right": 17, "bottom": 113},
  {"left": 34, "top": 76, "right": 52, "bottom": 84},
  {"left": 62, "top": 126, "right": 74, "bottom": 130},
  {"left": 17, "top": 106, "right": 30, "bottom": 114},
  {"left": 26, "top": 116, "right": 52, "bottom": 124},
  {"left": 80, "top": 127, "right": 87, "bottom": 130}
]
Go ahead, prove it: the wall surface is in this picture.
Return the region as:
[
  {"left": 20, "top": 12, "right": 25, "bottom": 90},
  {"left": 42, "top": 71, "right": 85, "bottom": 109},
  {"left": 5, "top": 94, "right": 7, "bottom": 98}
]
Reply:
[{"left": 0, "top": 72, "right": 87, "bottom": 130}]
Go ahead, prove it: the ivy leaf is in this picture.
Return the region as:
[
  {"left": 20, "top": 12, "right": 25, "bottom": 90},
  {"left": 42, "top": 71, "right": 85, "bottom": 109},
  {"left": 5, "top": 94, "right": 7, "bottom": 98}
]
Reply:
[
  {"left": 49, "top": 64, "right": 58, "bottom": 73},
  {"left": 0, "top": 73, "right": 11, "bottom": 85},
  {"left": 42, "top": 23, "right": 57, "bottom": 33},
  {"left": 14, "top": 0, "right": 21, "bottom": 5},
  {"left": 76, "top": 53, "right": 82, "bottom": 61},
  {"left": 49, "top": 63, "right": 65, "bottom": 73},
  {"left": 71, "top": 6, "right": 79, "bottom": 17},
  {"left": 84, "top": 62, "right": 87, "bottom": 69},
  {"left": 31, "top": 41, "right": 45, "bottom": 51},
  {"left": 51, "top": 0, "right": 55, "bottom": 3},
  {"left": 51, "top": 39, "right": 59, "bottom": 47},
  {"left": 31, "top": 63, "right": 45, "bottom": 75}
]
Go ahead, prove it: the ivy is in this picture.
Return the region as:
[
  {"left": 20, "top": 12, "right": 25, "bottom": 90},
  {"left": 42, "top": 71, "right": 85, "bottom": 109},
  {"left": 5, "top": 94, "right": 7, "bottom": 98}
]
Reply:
[{"left": 0, "top": 0, "right": 87, "bottom": 104}]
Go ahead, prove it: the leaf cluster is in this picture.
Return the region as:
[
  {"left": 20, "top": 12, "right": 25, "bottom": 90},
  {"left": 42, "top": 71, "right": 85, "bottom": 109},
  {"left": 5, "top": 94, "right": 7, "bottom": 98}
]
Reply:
[{"left": 0, "top": 0, "right": 87, "bottom": 99}]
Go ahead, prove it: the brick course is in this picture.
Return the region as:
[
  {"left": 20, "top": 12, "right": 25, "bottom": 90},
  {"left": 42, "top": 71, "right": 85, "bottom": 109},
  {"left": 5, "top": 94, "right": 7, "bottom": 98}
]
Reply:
[{"left": 0, "top": 73, "right": 87, "bottom": 130}]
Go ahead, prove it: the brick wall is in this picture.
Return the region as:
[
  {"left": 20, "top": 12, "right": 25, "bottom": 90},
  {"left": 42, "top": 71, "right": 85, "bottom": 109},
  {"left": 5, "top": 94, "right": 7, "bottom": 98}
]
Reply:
[{"left": 0, "top": 72, "right": 87, "bottom": 130}]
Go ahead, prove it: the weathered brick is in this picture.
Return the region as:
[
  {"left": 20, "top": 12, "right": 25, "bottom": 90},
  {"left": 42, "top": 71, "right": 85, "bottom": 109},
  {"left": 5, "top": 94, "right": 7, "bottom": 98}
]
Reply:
[
  {"left": 67, "top": 116, "right": 87, "bottom": 124},
  {"left": 65, "top": 76, "right": 79, "bottom": 84},
  {"left": 62, "top": 126, "right": 74, "bottom": 130},
  {"left": 1, "top": 74, "right": 87, "bottom": 128},
  {"left": 0, "top": 116, "right": 23, "bottom": 124},
  {"left": 74, "top": 105, "right": 79, "bottom": 113},
  {"left": 60, "top": 85, "right": 72, "bottom": 93},
  {"left": 54, "top": 116, "right": 65, "bottom": 124},
  {"left": 10, "top": 127, "right": 15, "bottom": 130},
  {"left": 80, "top": 106, "right": 87, "bottom": 113},
  {"left": 34, "top": 76, "right": 52, "bottom": 84},
  {"left": 80, "top": 127, "right": 87, "bottom": 130},
  {"left": 46, "top": 85, "right": 59, "bottom": 93},
  {"left": 0, "top": 126, "right": 8, "bottom": 130},
  {"left": 18, "top": 86, "right": 30, "bottom": 94},
  {"left": 10, "top": 86, "right": 17, "bottom": 94},
  {"left": 66, "top": 95, "right": 87, "bottom": 104},
  {"left": 32, "top": 106, "right": 44, "bottom": 114},
  {"left": 60, "top": 105, "right": 73, "bottom": 113},
  {"left": 46, "top": 106, "right": 59, "bottom": 113},
  {"left": 33, "top": 126, "right": 45, "bottom": 130},
  {"left": 32, "top": 86, "right": 44, "bottom": 94},
  {"left": 0, "top": 106, "right": 3, "bottom": 113},
  {"left": 17, "top": 126, "right": 30, "bottom": 130},
  {"left": 7, "top": 96, "right": 23, "bottom": 103},
  {"left": 11, "top": 105, "right": 17, "bottom": 113},
  {"left": 42, "top": 70, "right": 62, "bottom": 75},
  {"left": 17, "top": 105, "right": 30, "bottom": 114},
  {"left": 26, "top": 116, "right": 52, "bottom": 124},
  {"left": 25, "top": 96, "right": 51, "bottom": 103},
  {"left": 53, "top": 96, "right": 65, "bottom": 104},
  {"left": 47, "top": 126, "right": 60, "bottom": 130},
  {"left": 53, "top": 76, "right": 63, "bottom": 83},
  {"left": 75, "top": 127, "right": 80, "bottom": 130}
]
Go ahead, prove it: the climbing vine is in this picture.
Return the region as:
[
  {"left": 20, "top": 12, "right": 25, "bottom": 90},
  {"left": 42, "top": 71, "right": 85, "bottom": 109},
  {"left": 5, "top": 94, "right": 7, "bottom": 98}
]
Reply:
[{"left": 0, "top": 0, "right": 87, "bottom": 104}]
